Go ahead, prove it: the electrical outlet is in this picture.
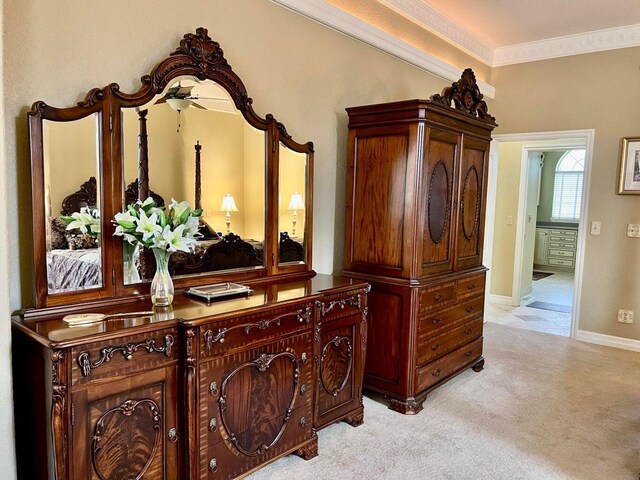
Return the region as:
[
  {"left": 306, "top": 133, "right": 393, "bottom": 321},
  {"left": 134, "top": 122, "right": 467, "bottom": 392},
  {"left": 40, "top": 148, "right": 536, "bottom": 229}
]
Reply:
[
  {"left": 590, "top": 221, "right": 601, "bottom": 235},
  {"left": 628, "top": 224, "right": 640, "bottom": 237},
  {"left": 618, "top": 309, "right": 634, "bottom": 324}
]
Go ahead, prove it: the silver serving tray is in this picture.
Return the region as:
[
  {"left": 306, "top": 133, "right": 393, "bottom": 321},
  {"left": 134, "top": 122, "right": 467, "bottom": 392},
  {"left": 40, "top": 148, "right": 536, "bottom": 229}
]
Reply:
[{"left": 186, "top": 282, "right": 252, "bottom": 301}]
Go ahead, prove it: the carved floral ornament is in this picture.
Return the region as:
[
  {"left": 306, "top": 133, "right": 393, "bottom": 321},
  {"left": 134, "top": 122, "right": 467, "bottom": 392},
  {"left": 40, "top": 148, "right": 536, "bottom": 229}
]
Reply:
[{"left": 430, "top": 68, "right": 496, "bottom": 124}]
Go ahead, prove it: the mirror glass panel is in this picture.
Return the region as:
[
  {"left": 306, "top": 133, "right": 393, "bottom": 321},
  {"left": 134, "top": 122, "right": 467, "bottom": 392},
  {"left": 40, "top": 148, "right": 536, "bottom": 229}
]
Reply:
[
  {"left": 278, "top": 143, "right": 307, "bottom": 265},
  {"left": 121, "top": 77, "right": 266, "bottom": 283},
  {"left": 43, "top": 114, "right": 103, "bottom": 293}
]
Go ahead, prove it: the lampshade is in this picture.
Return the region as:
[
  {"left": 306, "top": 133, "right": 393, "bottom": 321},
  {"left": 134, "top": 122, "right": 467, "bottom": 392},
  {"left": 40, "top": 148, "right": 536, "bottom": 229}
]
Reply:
[
  {"left": 219, "top": 194, "right": 239, "bottom": 212},
  {"left": 166, "top": 98, "right": 192, "bottom": 112},
  {"left": 287, "top": 192, "right": 304, "bottom": 211}
]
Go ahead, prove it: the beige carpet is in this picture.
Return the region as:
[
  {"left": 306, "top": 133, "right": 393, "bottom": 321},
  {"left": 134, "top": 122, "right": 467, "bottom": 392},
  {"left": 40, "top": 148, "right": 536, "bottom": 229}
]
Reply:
[{"left": 247, "top": 323, "right": 640, "bottom": 480}]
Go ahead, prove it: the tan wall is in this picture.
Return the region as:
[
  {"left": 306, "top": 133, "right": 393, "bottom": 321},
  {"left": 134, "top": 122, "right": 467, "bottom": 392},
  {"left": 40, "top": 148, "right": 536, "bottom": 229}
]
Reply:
[
  {"left": 490, "top": 141, "right": 522, "bottom": 297},
  {"left": 491, "top": 47, "right": 640, "bottom": 340},
  {"left": 4, "top": 0, "right": 456, "bottom": 313},
  {"left": 279, "top": 145, "right": 307, "bottom": 240}
]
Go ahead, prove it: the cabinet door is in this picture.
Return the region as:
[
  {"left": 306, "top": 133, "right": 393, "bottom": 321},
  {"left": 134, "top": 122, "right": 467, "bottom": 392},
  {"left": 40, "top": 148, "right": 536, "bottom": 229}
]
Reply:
[
  {"left": 454, "top": 136, "right": 489, "bottom": 270},
  {"left": 315, "top": 312, "right": 364, "bottom": 428},
  {"left": 534, "top": 229, "right": 549, "bottom": 265},
  {"left": 198, "top": 332, "right": 313, "bottom": 479},
  {"left": 71, "top": 366, "right": 179, "bottom": 480},
  {"left": 419, "top": 128, "right": 459, "bottom": 276}
]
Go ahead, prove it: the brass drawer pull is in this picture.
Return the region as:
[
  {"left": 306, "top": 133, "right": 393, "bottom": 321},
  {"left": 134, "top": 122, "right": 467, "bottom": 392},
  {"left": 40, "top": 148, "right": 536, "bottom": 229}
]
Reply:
[
  {"left": 301, "top": 352, "right": 308, "bottom": 364},
  {"left": 77, "top": 334, "right": 174, "bottom": 377},
  {"left": 465, "top": 350, "right": 474, "bottom": 357},
  {"left": 431, "top": 343, "right": 440, "bottom": 351},
  {"left": 464, "top": 328, "right": 473, "bottom": 335},
  {"left": 209, "top": 458, "right": 218, "bottom": 473},
  {"left": 432, "top": 369, "right": 442, "bottom": 377},
  {"left": 300, "top": 384, "right": 307, "bottom": 396},
  {"left": 467, "top": 284, "right": 476, "bottom": 290},
  {"left": 432, "top": 318, "right": 442, "bottom": 325},
  {"left": 209, "top": 418, "right": 218, "bottom": 432},
  {"left": 433, "top": 293, "right": 444, "bottom": 302},
  {"left": 209, "top": 382, "right": 218, "bottom": 396},
  {"left": 168, "top": 427, "right": 177, "bottom": 443},
  {"left": 465, "top": 306, "right": 474, "bottom": 313},
  {"left": 299, "top": 417, "right": 307, "bottom": 427}
]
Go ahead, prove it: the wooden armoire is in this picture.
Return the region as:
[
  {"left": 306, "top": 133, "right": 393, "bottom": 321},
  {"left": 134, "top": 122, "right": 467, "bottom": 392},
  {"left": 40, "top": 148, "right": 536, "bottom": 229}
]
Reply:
[{"left": 343, "top": 69, "right": 496, "bottom": 414}]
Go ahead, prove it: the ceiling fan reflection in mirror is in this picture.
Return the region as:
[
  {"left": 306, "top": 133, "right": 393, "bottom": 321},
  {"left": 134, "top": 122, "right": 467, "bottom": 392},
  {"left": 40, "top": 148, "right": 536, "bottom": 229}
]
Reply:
[{"left": 155, "top": 79, "right": 238, "bottom": 132}]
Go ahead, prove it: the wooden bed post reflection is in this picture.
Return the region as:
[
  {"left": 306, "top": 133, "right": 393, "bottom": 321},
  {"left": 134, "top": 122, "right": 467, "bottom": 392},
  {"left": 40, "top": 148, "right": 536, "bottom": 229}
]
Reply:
[
  {"left": 194, "top": 141, "right": 202, "bottom": 211},
  {"left": 138, "top": 108, "right": 149, "bottom": 279}
]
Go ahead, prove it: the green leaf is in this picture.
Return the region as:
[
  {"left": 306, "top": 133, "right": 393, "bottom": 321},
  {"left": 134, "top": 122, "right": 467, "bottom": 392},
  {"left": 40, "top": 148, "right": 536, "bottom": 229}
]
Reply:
[
  {"left": 117, "top": 220, "right": 136, "bottom": 230},
  {"left": 127, "top": 205, "right": 139, "bottom": 217},
  {"left": 159, "top": 210, "right": 167, "bottom": 228},
  {"left": 191, "top": 209, "right": 203, "bottom": 217}
]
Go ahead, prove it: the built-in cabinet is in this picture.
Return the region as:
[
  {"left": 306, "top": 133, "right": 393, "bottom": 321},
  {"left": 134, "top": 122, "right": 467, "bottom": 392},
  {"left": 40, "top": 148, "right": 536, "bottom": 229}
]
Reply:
[
  {"left": 343, "top": 70, "right": 496, "bottom": 414},
  {"left": 534, "top": 226, "right": 577, "bottom": 271}
]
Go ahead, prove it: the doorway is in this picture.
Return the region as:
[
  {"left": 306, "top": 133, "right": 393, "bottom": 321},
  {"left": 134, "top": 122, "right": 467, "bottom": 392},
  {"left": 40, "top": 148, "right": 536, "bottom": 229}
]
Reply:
[{"left": 483, "top": 130, "right": 594, "bottom": 339}]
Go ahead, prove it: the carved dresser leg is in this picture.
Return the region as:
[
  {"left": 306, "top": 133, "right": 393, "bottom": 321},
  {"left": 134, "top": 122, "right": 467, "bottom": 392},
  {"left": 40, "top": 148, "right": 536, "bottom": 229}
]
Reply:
[
  {"left": 472, "top": 357, "right": 485, "bottom": 372},
  {"left": 294, "top": 434, "right": 318, "bottom": 460},
  {"left": 387, "top": 396, "right": 425, "bottom": 415},
  {"left": 344, "top": 407, "right": 364, "bottom": 427}
]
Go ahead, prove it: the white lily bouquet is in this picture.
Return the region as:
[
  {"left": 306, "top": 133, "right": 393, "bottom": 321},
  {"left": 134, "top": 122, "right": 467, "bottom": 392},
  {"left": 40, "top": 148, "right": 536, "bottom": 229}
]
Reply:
[
  {"left": 113, "top": 197, "right": 202, "bottom": 252},
  {"left": 61, "top": 206, "right": 101, "bottom": 237},
  {"left": 113, "top": 197, "right": 202, "bottom": 306}
]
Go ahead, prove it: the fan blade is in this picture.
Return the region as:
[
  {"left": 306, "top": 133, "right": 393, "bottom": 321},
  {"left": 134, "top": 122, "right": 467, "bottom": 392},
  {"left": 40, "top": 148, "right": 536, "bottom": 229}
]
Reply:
[
  {"left": 175, "top": 85, "right": 193, "bottom": 97},
  {"left": 185, "top": 96, "right": 228, "bottom": 101},
  {"left": 154, "top": 97, "right": 168, "bottom": 105},
  {"left": 190, "top": 101, "right": 207, "bottom": 110}
]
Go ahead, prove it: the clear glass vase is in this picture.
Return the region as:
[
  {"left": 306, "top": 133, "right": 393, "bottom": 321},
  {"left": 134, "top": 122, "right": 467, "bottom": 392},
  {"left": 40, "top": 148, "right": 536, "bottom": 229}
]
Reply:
[
  {"left": 151, "top": 248, "right": 174, "bottom": 307},
  {"left": 123, "top": 242, "right": 141, "bottom": 285}
]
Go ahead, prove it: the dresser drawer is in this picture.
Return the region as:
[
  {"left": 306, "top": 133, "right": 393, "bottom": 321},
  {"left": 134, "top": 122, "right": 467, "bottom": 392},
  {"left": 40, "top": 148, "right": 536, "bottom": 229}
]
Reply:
[
  {"left": 417, "top": 296, "right": 484, "bottom": 339},
  {"left": 548, "top": 258, "right": 575, "bottom": 267},
  {"left": 418, "top": 282, "right": 456, "bottom": 313},
  {"left": 317, "top": 288, "right": 366, "bottom": 322},
  {"left": 416, "top": 317, "right": 483, "bottom": 366},
  {"left": 455, "top": 273, "right": 485, "bottom": 300},
  {"left": 201, "top": 402, "right": 312, "bottom": 479},
  {"left": 200, "top": 301, "right": 314, "bottom": 357},
  {"left": 415, "top": 337, "right": 483, "bottom": 392},
  {"left": 549, "top": 249, "right": 575, "bottom": 258},
  {"left": 71, "top": 327, "right": 177, "bottom": 385},
  {"left": 199, "top": 331, "right": 313, "bottom": 449}
]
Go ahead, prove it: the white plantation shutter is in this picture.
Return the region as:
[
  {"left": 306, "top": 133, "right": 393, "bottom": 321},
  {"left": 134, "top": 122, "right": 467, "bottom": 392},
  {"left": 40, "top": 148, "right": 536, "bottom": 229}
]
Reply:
[{"left": 552, "top": 150, "right": 584, "bottom": 221}]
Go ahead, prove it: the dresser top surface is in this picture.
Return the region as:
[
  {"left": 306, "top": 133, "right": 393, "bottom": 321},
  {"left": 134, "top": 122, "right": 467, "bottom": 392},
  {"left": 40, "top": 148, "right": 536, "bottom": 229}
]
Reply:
[{"left": 13, "top": 274, "right": 367, "bottom": 348}]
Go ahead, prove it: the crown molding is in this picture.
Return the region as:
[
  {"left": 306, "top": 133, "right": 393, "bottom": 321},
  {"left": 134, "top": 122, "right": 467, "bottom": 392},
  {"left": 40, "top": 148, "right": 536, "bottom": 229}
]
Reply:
[
  {"left": 493, "top": 23, "right": 640, "bottom": 66},
  {"left": 269, "top": 0, "right": 495, "bottom": 98},
  {"left": 377, "top": 0, "right": 493, "bottom": 65}
]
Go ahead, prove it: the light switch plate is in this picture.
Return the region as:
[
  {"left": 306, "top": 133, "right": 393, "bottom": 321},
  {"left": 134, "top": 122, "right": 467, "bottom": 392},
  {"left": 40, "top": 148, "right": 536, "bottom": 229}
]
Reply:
[{"left": 590, "top": 221, "right": 601, "bottom": 235}]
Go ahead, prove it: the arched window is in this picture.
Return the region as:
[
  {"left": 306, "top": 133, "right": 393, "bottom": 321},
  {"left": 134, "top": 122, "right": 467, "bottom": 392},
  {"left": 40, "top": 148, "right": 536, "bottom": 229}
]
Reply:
[{"left": 552, "top": 149, "right": 584, "bottom": 221}]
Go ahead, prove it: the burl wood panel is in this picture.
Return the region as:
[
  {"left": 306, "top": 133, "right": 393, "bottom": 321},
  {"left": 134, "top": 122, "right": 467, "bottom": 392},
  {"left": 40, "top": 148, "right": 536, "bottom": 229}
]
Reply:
[
  {"left": 455, "top": 139, "right": 489, "bottom": 270},
  {"left": 352, "top": 134, "right": 408, "bottom": 269},
  {"left": 421, "top": 129, "right": 458, "bottom": 275},
  {"left": 86, "top": 383, "right": 165, "bottom": 480}
]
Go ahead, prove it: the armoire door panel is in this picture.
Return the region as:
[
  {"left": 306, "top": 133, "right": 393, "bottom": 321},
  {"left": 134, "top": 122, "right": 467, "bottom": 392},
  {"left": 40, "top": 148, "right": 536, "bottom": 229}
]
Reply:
[
  {"left": 455, "top": 138, "right": 489, "bottom": 270},
  {"left": 351, "top": 132, "right": 408, "bottom": 272},
  {"left": 420, "top": 129, "right": 458, "bottom": 276}
]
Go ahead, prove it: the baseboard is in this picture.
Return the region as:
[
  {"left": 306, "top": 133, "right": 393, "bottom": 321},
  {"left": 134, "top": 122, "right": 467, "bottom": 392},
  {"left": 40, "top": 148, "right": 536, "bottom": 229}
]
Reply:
[
  {"left": 488, "top": 294, "right": 513, "bottom": 305},
  {"left": 576, "top": 330, "right": 640, "bottom": 353},
  {"left": 520, "top": 293, "right": 534, "bottom": 305}
]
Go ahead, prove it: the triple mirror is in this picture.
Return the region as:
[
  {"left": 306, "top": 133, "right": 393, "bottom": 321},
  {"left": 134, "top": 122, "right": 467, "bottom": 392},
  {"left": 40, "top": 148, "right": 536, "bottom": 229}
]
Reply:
[{"left": 30, "top": 28, "right": 313, "bottom": 309}]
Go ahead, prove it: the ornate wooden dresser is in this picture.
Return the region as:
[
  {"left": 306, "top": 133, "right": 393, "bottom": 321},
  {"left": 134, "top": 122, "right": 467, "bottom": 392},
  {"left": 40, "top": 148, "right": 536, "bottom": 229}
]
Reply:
[
  {"left": 13, "top": 28, "right": 369, "bottom": 479},
  {"left": 343, "top": 70, "right": 496, "bottom": 414}
]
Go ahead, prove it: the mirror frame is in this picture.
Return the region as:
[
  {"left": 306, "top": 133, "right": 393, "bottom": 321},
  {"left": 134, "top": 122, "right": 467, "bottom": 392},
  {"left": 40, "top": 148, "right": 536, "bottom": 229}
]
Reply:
[{"left": 28, "top": 28, "right": 314, "bottom": 310}]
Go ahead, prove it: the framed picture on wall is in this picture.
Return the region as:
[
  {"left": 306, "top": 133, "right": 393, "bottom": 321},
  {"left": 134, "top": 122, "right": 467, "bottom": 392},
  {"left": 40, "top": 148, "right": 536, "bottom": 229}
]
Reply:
[{"left": 618, "top": 137, "right": 640, "bottom": 194}]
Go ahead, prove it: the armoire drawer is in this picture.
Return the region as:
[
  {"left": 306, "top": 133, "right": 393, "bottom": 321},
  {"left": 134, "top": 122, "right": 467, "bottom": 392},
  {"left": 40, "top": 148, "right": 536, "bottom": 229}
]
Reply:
[
  {"left": 201, "top": 402, "right": 313, "bottom": 479},
  {"left": 549, "top": 249, "right": 575, "bottom": 258},
  {"left": 417, "top": 296, "right": 484, "bottom": 338},
  {"left": 418, "top": 282, "right": 456, "bottom": 313},
  {"left": 548, "top": 258, "right": 574, "bottom": 267},
  {"left": 416, "top": 317, "right": 483, "bottom": 366},
  {"left": 415, "top": 337, "right": 483, "bottom": 392},
  {"left": 71, "top": 327, "right": 178, "bottom": 385},
  {"left": 550, "top": 229, "right": 576, "bottom": 236},
  {"left": 200, "top": 301, "right": 314, "bottom": 357},
  {"left": 455, "top": 273, "right": 485, "bottom": 300}
]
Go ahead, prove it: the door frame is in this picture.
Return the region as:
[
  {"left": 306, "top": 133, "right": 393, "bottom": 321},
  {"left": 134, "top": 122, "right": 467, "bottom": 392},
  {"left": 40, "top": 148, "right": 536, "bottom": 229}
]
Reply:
[{"left": 484, "top": 129, "right": 595, "bottom": 339}]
